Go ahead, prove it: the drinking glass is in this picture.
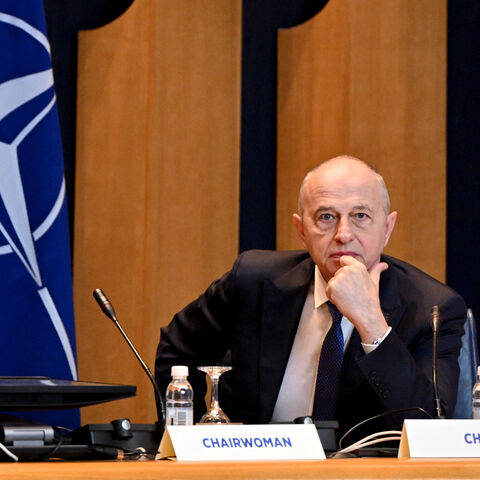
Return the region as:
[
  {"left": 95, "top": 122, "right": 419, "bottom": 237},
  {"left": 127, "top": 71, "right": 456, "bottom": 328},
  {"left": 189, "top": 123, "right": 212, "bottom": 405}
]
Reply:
[{"left": 197, "top": 366, "right": 232, "bottom": 423}]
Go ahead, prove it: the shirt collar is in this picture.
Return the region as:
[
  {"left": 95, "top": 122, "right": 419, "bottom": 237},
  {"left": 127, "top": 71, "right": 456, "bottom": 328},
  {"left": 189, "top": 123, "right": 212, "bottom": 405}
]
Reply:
[{"left": 313, "top": 265, "right": 329, "bottom": 309}]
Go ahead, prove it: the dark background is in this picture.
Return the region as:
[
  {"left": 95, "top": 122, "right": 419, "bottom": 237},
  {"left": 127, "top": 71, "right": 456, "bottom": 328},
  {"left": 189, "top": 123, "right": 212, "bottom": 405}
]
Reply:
[{"left": 44, "top": 0, "right": 480, "bottom": 323}]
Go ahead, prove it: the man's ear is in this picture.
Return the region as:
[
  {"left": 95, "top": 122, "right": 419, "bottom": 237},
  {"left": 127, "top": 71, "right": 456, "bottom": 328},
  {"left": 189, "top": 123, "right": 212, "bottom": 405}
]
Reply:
[
  {"left": 293, "top": 213, "right": 306, "bottom": 246},
  {"left": 383, "top": 211, "right": 397, "bottom": 248}
]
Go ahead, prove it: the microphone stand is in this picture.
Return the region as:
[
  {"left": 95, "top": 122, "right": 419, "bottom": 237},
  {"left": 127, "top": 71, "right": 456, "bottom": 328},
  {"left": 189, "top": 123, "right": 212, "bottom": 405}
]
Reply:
[
  {"left": 93, "top": 288, "right": 166, "bottom": 432},
  {"left": 431, "top": 305, "right": 445, "bottom": 419}
]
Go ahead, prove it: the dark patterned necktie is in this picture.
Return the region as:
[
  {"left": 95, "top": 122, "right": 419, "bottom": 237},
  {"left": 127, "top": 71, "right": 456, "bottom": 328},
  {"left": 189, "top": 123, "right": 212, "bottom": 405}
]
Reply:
[{"left": 312, "top": 301, "right": 344, "bottom": 420}]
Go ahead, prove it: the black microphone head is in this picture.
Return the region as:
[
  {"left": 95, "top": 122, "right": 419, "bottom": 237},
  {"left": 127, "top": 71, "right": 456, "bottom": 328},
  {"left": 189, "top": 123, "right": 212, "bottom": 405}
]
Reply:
[{"left": 93, "top": 288, "right": 117, "bottom": 321}]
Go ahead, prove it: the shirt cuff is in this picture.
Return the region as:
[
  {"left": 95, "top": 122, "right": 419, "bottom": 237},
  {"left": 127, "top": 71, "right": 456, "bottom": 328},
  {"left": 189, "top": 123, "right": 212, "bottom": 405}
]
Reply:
[{"left": 361, "top": 326, "right": 392, "bottom": 354}]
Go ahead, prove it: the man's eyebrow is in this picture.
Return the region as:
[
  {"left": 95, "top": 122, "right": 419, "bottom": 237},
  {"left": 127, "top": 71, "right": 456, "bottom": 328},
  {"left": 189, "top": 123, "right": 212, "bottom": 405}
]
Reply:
[
  {"left": 312, "top": 205, "right": 338, "bottom": 216},
  {"left": 352, "top": 204, "right": 374, "bottom": 213},
  {"left": 314, "top": 204, "right": 374, "bottom": 213},
  {"left": 315, "top": 205, "right": 336, "bottom": 211}
]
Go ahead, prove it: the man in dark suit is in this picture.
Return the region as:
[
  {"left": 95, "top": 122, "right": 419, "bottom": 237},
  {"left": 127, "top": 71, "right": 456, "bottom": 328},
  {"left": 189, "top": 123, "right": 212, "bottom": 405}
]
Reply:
[{"left": 155, "top": 156, "right": 466, "bottom": 439}]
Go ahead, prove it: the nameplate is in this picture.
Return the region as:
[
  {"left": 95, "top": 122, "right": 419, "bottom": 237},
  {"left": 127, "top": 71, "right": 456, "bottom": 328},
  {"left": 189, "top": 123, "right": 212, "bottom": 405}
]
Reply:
[
  {"left": 399, "top": 419, "right": 480, "bottom": 458},
  {"left": 156, "top": 424, "right": 325, "bottom": 461}
]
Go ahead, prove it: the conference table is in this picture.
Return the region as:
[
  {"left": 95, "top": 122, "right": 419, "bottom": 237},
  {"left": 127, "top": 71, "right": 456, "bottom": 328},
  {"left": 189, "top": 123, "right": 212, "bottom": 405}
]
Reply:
[{"left": 1, "top": 457, "right": 480, "bottom": 479}]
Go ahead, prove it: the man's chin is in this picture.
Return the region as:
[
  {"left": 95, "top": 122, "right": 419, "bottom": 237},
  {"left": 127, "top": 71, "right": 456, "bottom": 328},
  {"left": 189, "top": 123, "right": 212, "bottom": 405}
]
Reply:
[
  {"left": 328, "top": 257, "right": 343, "bottom": 269},
  {"left": 321, "top": 261, "right": 341, "bottom": 281}
]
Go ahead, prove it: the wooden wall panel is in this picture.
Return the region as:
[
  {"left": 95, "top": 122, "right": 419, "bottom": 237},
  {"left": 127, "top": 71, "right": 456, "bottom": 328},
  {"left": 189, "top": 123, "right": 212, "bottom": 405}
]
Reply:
[
  {"left": 277, "top": 0, "right": 446, "bottom": 281},
  {"left": 74, "top": 0, "right": 241, "bottom": 424}
]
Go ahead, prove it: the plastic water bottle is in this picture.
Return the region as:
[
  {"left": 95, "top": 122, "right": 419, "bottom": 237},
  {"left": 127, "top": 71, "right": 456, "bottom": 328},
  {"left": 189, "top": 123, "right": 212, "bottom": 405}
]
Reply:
[
  {"left": 165, "top": 365, "right": 194, "bottom": 425},
  {"left": 472, "top": 366, "right": 480, "bottom": 419}
]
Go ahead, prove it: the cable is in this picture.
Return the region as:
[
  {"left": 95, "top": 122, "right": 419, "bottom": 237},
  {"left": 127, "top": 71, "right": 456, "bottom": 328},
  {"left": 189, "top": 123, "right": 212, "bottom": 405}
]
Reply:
[
  {"left": 336, "top": 430, "right": 402, "bottom": 455},
  {"left": 332, "top": 437, "right": 402, "bottom": 457},
  {"left": 122, "top": 446, "right": 151, "bottom": 460},
  {"left": 338, "top": 406, "right": 431, "bottom": 450},
  {"left": 0, "top": 442, "right": 18, "bottom": 462},
  {"left": 87, "top": 443, "right": 151, "bottom": 460},
  {"left": 341, "top": 430, "right": 401, "bottom": 451},
  {"left": 42, "top": 433, "right": 64, "bottom": 461}
]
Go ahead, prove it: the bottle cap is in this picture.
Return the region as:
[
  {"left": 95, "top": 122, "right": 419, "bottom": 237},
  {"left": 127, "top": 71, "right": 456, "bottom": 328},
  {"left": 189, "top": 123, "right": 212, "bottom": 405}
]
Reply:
[{"left": 171, "top": 365, "right": 189, "bottom": 377}]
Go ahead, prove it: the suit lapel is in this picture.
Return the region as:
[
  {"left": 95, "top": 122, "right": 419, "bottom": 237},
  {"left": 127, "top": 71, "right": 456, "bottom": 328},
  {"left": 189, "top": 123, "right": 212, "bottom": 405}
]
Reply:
[
  {"left": 258, "top": 256, "right": 314, "bottom": 422},
  {"left": 378, "top": 254, "right": 406, "bottom": 331}
]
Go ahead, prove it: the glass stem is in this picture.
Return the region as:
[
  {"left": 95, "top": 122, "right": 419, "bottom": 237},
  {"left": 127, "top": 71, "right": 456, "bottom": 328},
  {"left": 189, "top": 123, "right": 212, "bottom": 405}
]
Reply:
[{"left": 210, "top": 375, "right": 221, "bottom": 411}]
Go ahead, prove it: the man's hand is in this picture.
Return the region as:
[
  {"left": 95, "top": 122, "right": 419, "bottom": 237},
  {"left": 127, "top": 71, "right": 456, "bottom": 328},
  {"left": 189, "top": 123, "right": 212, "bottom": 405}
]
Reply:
[{"left": 325, "top": 255, "right": 389, "bottom": 344}]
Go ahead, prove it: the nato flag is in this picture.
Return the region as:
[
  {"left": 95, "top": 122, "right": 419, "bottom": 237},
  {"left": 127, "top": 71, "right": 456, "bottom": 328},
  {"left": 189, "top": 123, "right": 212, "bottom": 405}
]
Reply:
[{"left": 0, "top": 1, "right": 79, "bottom": 428}]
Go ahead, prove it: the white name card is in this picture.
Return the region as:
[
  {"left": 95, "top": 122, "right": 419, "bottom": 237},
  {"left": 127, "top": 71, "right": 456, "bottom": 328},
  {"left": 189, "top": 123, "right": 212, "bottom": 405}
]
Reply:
[
  {"left": 399, "top": 419, "right": 480, "bottom": 458},
  {"left": 156, "top": 424, "right": 325, "bottom": 461}
]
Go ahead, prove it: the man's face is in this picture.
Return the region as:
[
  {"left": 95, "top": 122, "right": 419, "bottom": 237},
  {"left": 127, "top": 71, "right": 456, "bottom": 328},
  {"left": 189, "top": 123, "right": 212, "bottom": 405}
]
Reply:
[{"left": 293, "top": 160, "right": 397, "bottom": 282}]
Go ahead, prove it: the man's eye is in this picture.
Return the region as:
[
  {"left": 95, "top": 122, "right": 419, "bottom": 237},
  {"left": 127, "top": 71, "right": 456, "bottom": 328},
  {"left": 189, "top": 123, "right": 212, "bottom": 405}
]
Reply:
[
  {"left": 319, "top": 213, "right": 334, "bottom": 221},
  {"left": 355, "top": 212, "right": 368, "bottom": 220}
]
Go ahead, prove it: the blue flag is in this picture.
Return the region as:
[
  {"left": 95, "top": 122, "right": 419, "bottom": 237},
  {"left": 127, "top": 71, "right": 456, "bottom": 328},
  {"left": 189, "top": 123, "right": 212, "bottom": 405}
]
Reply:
[{"left": 0, "top": 1, "right": 79, "bottom": 428}]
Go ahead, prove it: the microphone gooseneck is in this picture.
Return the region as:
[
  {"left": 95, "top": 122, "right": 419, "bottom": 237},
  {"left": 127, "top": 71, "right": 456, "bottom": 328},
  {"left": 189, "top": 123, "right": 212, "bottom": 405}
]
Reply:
[
  {"left": 431, "top": 305, "right": 445, "bottom": 419},
  {"left": 92, "top": 288, "right": 166, "bottom": 428}
]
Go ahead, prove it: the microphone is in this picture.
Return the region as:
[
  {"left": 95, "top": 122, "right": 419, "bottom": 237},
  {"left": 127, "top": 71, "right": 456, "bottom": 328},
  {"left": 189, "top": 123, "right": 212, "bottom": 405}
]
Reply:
[
  {"left": 431, "top": 305, "right": 445, "bottom": 419},
  {"left": 93, "top": 288, "right": 166, "bottom": 429}
]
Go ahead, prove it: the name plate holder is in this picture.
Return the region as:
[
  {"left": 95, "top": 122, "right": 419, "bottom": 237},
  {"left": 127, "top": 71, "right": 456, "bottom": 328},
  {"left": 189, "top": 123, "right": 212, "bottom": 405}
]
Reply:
[
  {"left": 399, "top": 419, "right": 480, "bottom": 458},
  {"left": 156, "top": 424, "right": 326, "bottom": 461}
]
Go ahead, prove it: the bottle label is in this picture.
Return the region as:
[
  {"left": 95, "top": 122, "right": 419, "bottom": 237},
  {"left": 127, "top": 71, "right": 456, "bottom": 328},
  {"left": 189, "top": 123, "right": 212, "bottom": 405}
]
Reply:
[{"left": 166, "top": 406, "right": 193, "bottom": 426}]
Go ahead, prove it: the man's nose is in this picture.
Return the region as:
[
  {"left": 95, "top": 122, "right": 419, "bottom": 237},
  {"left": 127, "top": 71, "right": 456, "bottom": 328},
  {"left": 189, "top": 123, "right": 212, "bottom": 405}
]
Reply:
[{"left": 334, "top": 217, "right": 354, "bottom": 243}]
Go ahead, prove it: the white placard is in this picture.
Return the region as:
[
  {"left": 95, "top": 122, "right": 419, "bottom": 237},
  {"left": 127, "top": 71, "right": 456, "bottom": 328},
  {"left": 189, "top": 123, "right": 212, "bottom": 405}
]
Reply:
[
  {"left": 156, "top": 424, "right": 325, "bottom": 461},
  {"left": 399, "top": 419, "right": 480, "bottom": 458}
]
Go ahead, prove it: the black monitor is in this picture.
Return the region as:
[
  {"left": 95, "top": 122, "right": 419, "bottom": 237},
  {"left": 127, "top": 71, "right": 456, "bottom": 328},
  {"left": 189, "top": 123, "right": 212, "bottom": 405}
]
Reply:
[{"left": 0, "top": 376, "right": 136, "bottom": 410}]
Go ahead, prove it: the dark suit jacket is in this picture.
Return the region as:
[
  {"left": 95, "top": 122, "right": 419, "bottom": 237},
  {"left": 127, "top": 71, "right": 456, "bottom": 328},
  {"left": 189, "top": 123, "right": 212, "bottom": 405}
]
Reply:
[{"left": 155, "top": 250, "right": 466, "bottom": 438}]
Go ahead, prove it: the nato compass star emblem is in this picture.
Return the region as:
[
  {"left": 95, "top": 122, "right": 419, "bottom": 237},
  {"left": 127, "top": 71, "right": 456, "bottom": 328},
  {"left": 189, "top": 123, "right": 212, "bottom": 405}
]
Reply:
[{"left": 0, "top": 12, "right": 77, "bottom": 379}]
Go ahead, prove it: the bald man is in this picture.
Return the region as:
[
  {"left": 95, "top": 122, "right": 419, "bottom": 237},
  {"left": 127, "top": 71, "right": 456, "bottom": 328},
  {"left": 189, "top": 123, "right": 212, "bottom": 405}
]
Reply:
[{"left": 155, "top": 156, "right": 465, "bottom": 441}]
